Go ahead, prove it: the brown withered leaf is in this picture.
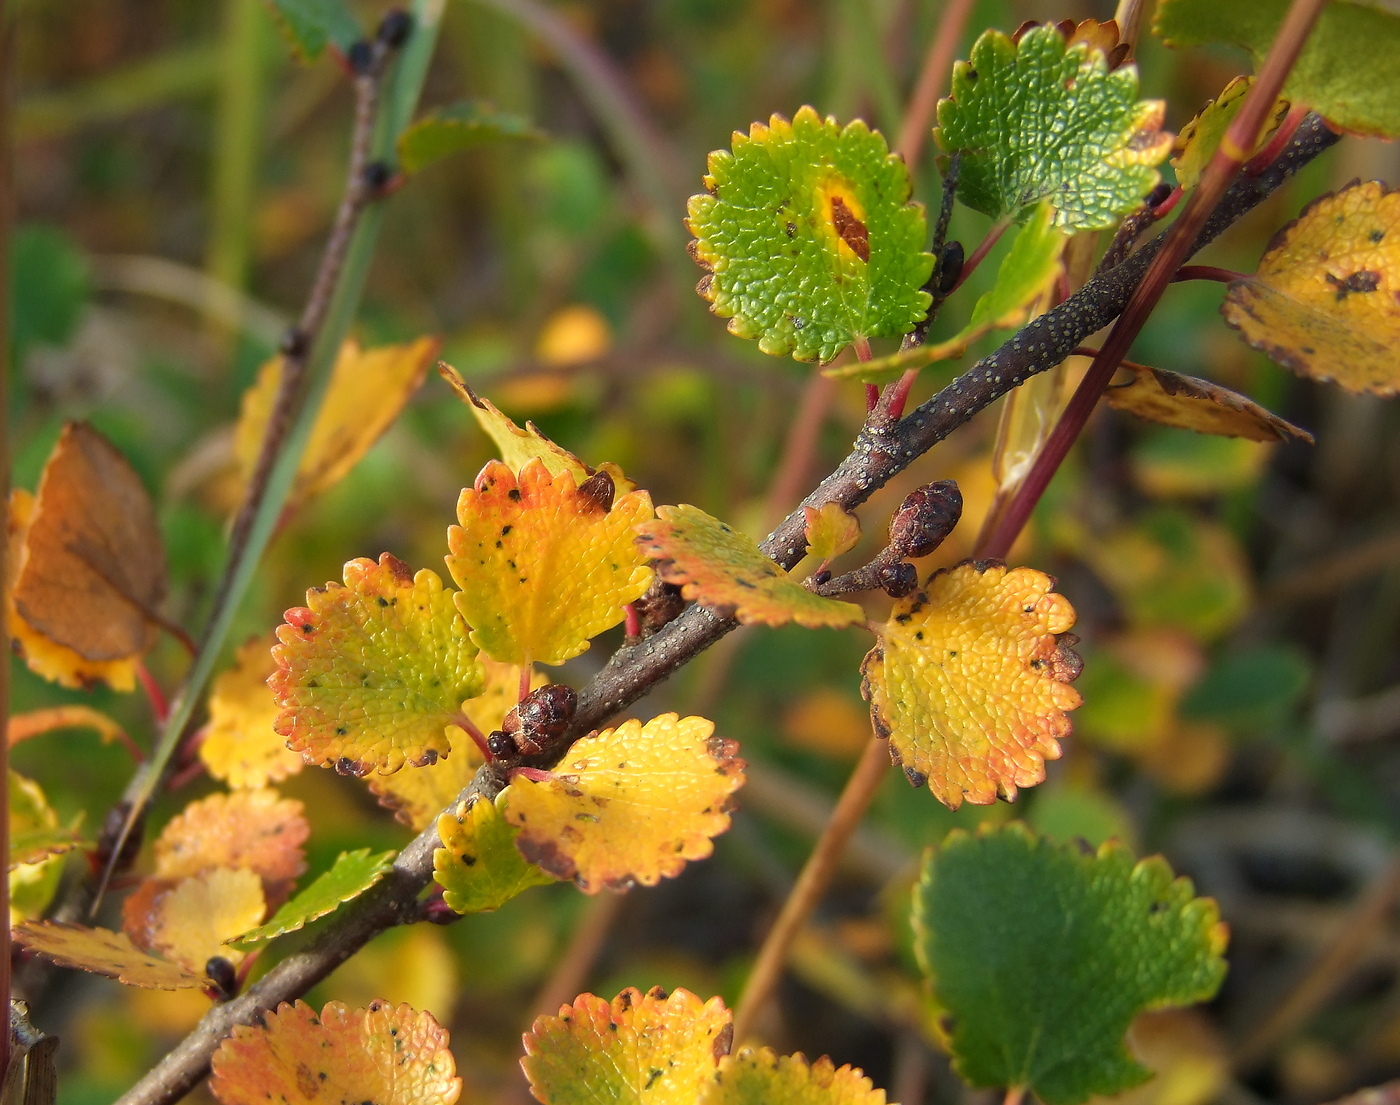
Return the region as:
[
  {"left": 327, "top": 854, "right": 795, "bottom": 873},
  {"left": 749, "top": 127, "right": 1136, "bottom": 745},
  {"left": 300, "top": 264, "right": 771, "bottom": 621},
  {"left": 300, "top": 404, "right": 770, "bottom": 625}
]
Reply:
[{"left": 1105, "top": 364, "right": 1313, "bottom": 443}]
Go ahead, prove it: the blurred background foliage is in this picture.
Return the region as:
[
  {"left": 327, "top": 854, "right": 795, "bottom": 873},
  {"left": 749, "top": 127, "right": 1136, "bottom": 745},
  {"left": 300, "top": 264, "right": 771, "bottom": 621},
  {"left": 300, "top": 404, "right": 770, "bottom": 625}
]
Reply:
[{"left": 8, "top": 1, "right": 1400, "bottom": 1104}]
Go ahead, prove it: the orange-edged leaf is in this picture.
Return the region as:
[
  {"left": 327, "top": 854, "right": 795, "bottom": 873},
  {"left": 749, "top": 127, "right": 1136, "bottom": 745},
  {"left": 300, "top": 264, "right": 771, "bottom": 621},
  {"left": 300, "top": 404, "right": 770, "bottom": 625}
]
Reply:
[
  {"left": 1105, "top": 363, "right": 1313, "bottom": 443},
  {"left": 9, "top": 423, "right": 166, "bottom": 690},
  {"left": 504, "top": 713, "right": 745, "bottom": 893},
  {"left": 635, "top": 505, "right": 865, "bottom": 629},
  {"left": 8, "top": 703, "right": 128, "bottom": 748},
  {"left": 13, "top": 922, "right": 207, "bottom": 989},
  {"left": 434, "top": 790, "right": 556, "bottom": 913},
  {"left": 272, "top": 553, "right": 485, "bottom": 776},
  {"left": 1171, "top": 76, "right": 1290, "bottom": 191},
  {"left": 231, "top": 849, "right": 397, "bottom": 947},
  {"left": 700, "top": 1048, "right": 889, "bottom": 1105},
  {"left": 369, "top": 659, "right": 543, "bottom": 830},
  {"left": 522, "top": 987, "right": 732, "bottom": 1105},
  {"left": 1222, "top": 180, "right": 1400, "bottom": 396},
  {"left": 804, "top": 503, "right": 861, "bottom": 562},
  {"left": 210, "top": 999, "right": 461, "bottom": 1105},
  {"left": 236, "top": 337, "right": 438, "bottom": 508},
  {"left": 201, "top": 637, "right": 305, "bottom": 789},
  {"left": 447, "top": 459, "right": 654, "bottom": 666},
  {"left": 440, "top": 365, "right": 638, "bottom": 494},
  {"left": 862, "top": 561, "right": 1082, "bottom": 809},
  {"left": 154, "top": 788, "right": 309, "bottom": 889},
  {"left": 147, "top": 868, "right": 266, "bottom": 973}
]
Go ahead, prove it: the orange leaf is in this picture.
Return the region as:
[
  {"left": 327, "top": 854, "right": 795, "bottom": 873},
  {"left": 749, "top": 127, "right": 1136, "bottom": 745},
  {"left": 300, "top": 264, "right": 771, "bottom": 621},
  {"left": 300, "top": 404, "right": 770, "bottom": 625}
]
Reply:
[
  {"left": 9, "top": 423, "right": 167, "bottom": 690},
  {"left": 522, "top": 987, "right": 732, "bottom": 1105},
  {"left": 370, "top": 658, "right": 542, "bottom": 830},
  {"left": 210, "top": 999, "right": 461, "bottom": 1105},
  {"left": 1223, "top": 180, "right": 1400, "bottom": 395},
  {"left": 1105, "top": 363, "right": 1313, "bottom": 443},
  {"left": 201, "top": 637, "right": 305, "bottom": 789},
  {"left": 701, "top": 1048, "right": 890, "bottom": 1105},
  {"left": 636, "top": 505, "right": 865, "bottom": 629},
  {"left": 8, "top": 704, "right": 128, "bottom": 749},
  {"left": 504, "top": 713, "right": 744, "bottom": 893},
  {"left": 147, "top": 868, "right": 266, "bottom": 973},
  {"left": 154, "top": 789, "right": 309, "bottom": 891},
  {"left": 13, "top": 921, "right": 207, "bottom": 990},
  {"left": 447, "top": 459, "right": 653, "bottom": 666},
  {"left": 236, "top": 337, "right": 439, "bottom": 508},
  {"left": 862, "top": 561, "right": 1082, "bottom": 809},
  {"left": 272, "top": 553, "right": 485, "bottom": 776}
]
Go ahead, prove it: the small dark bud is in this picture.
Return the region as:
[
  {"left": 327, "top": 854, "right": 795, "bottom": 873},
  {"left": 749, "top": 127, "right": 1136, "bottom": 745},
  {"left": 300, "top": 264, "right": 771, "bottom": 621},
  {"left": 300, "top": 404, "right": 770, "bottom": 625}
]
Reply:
[
  {"left": 346, "top": 40, "right": 374, "bottom": 74},
  {"left": 377, "top": 9, "right": 413, "bottom": 48},
  {"left": 937, "top": 240, "right": 965, "bottom": 295},
  {"left": 362, "top": 160, "right": 394, "bottom": 193},
  {"left": 206, "top": 956, "right": 239, "bottom": 1000},
  {"left": 279, "top": 326, "right": 309, "bottom": 359},
  {"left": 1145, "top": 181, "right": 1175, "bottom": 210},
  {"left": 888, "top": 480, "right": 962, "bottom": 560},
  {"left": 487, "top": 731, "right": 517, "bottom": 762},
  {"left": 811, "top": 568, "right": 832, "bottom": 587},
  {"left": 576, "top": 469, "right": 616, "bottom": 513},
  {"left": 877, "top": 561, "right": 919, "bottom": 598},
  {"left": 633, "top": 580, "right": 686, "bottom": 636}
]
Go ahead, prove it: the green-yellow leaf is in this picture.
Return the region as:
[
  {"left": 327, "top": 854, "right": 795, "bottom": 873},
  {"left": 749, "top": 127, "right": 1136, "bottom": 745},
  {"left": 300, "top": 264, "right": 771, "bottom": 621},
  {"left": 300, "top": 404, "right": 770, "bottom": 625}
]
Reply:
[
  {"left": 827, "top": 201, "right": 1067, "bottom": 383},
  {"left": 262, "top": 0, "right": 361, "bottom": 63},
  {"left": 398, "top": 102, "right": 540, "bottom": 175},
  {"left": 1154, "top": 0, "right": 1400, "bottom": 138},
  {"left": 433, "top": 790, "right": 555, "bottom": 914},
  {"left": 231, "top": 849, "right": 397, "bottom": 947},
  {"left": 914, "top": 823, "right": 1227, "bottom": 1105},
  {"left": 936, "top": 25, "right": 1170, "bottom": 230},
  {"left": 1170, "top": 76, "right": 1291, "bottom": 190},
  {"left": 700, "top": 1049, "right": 889, "bottom": 1105},
  {"left": 686, "top": 105, "right": 932, "bottom": 363}
]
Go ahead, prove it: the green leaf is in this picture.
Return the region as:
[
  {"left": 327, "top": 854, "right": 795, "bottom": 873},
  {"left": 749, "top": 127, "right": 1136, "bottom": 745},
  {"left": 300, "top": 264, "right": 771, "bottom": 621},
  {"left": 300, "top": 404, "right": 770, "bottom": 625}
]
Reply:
[
  {"left": 827, "top": 200, "right": 1067, "bottom": 383},
  {"left": 1154, "top": 0, "right": 1400, "bottom": 138},
  {"left": 914, "top": 823, "right": 1227, "bottom": 1105},
  {"left": 686, "top": 105, "right": 933, "bottom": 363},
  {"left": 433, "top": 790, "right": 556, "bottom": 913},
  {"left": 262, "top": 0, "right": 362, "bottom": 62},
  {"left": 230, "top": 849, "right": 396, "bottom": 947},
  {"left": 1181, "top": 644, "right": 1311, "bottom": 731},
  {"left": 397, "top": 101, "right": 542, "bottom": 175},
  {"left": 935, "top": 25, "right": 1171, "bottom": 230},
  {"left": 9, "top": 224, "right": 89, "bottom": 361}
]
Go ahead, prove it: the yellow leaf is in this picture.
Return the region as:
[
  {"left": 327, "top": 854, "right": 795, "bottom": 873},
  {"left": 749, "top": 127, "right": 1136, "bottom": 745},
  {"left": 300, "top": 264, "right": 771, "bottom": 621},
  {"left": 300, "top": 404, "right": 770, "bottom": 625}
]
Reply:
[
  {"left": 154, "top": 788, "right": 309, "bottom": 890},
  {"left": 210, "top": 999, "right": 461, "bottom": 1105},
  {"left": 862, "top": 561, "right": 1082, "bottom": 809},
  {"left": 148, "top": 868, "right": 266, "bottom": 973},
  {"left": 1223, "top": 180, "right": 1400, "bottom": 395},
  {"left": 522, "top": 988, "right": 732, "bottom": 1105},
  {"left": 535, "top": 304, "right": 611, "bottom": 366},
  {"left": 781, "top": 688, "right": 871, "bottom": 760},
  {"left": 13, "top": 921, "right": 207, "bottom": 989},
  {"left": 8, "top": 420, "right": 168, "bottom": 691},
  {"left": 504, "top": 713, "right": 745, "bottom": 893},
  {"left": 1105, "top": 363, "right": 1312, "bottom": 443},
  {"left": 370, "top": 658, "right": 542, "bottom": 830},
  {"left": 433, "top": 790, "right": 556, "bottom": 913},
  {"left": 235, "top": 336, "right": 438, "bottom": 507},
  {"left": 8, "top": 703, "right": 128, "bottom": 749},
  {"left": 447, "top": 459, "right": 654, "bottom": 666},
  {"left": 700, "top": 1048, "right": 889, "bottom": 1105},
  {"left": 9, "top": 770, "right": 80, "bottom": 869},
  {"left": 201, "top": 637, "right": 305, "bottom": 789},
  {"left": 1171, "top": 76, "right": 1290, "bottom": 191},
  {"left": 272, "top": 553, "right": 485, "bottom": 776},
  {"left": 803, "top": 503, "right": 861, "bottom": 562},
  {"left": 635, "top": 504, "right": 865, "bottom": 629}
]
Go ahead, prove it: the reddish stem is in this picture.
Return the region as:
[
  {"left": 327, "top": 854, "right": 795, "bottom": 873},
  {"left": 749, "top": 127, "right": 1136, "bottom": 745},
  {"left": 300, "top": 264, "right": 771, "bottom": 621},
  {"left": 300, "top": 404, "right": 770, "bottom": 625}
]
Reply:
[
  {"left": 977, "top": 0, "right": 1332, "bottom": 560},
  {"left": 450, "top": 711, "right": 493, "bottom": 760},
  {"left": 1174, "top": 265, "right": 1246, "bottom": 284},
  {"left": 623, "top": 603, "right": 641, "bottom": 639},
  {"left": 894, "top": 0, "right": 977, "bottom": 171},
  {"left": 864, "top": 384, "right": 880, "bottom": 413},
  {"left": 137, "top": 662, "right": 170, "bottom": 727},
  {"left": 1153, "top": 185, "right": 1184, "bottom": 219},
  {"left": 883, "top": 368, "right": 921, "bottom": 422},
  {"left": 949, "top": 220, "right": 1009, "bottom": 293},
  {"left": 518, "top": 662, "right": 532, "bottom": 704},
  {"left": 851, "top": 335, "right": 877, "bottom": 412},
  {"left": 165, "top": 759, "right": 207, "bottom": 793},
  {"left": 509, "top": 766, "right": 554, "bottom": 784},
  {"left": 1246, "top": 102, "right": 1310, "bottom": 175}
]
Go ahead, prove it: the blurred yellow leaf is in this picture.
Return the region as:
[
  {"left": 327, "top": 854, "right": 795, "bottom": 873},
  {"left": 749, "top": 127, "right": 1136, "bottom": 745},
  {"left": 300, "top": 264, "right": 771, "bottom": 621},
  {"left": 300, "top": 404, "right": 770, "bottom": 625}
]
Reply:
[
  {"left": 1223, "top": 180, "right": 1400, "bottom": 395},
  {"left": 505, "top": 713, "right": 745, "bottom": 893},
  {"left": 781, "top": 688, "right": 871, "bottom": 760},
  {"left": 447, "top": 459, "right": 653, "bottom": 666},
  {"left": 148, "top": 868, "right": 265, "bottom": 973},
  {"left": 863, "top": 561, "right": 1082, "bottom": 809},
  {"left": 13, "top": 922, "right": 207, "bottom": 990},
  {"left": 536, "top": 304, "right": 611, "bottom": 366},
  {"left": 201, "top": 637, "right": 305, "bottom": 789},
  {"left": 235, "top": 336, "right": 439, "bottom": 508},
  {"left": 154, "top": 788, "right": 309, "bottom": 891},
  {"left": 1105, "top": 363, "right": 1312, "bottom": 443}
]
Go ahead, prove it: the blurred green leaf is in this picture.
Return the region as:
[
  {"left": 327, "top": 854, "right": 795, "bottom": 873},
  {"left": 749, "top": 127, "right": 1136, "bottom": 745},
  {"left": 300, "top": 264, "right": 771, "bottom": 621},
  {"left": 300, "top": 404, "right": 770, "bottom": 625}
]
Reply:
[
  {"left": 262, "top": 0, "right": 362, "bottom": 62},
  {"left": 1154, "top": 0, "right": 1400, "bottom": 138},
  {"left": 914, "top": 823, "right": 1227, "bottom": 1105},
  {"left": 1181, "top": 644, "right": 1312, "bottom": 731},
  {"left": 397, "top": 101, "right": 541, "bottom": 175},
  {"left": 9, "top": 224, "right": 89, "bottom": 361},
  {"left": 935, "top": 25, "right": 1171, "bottom": 230}
]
